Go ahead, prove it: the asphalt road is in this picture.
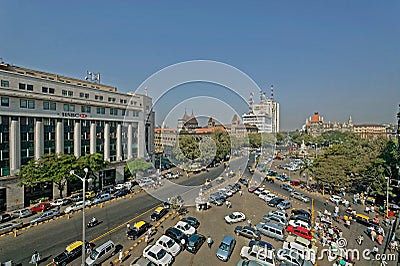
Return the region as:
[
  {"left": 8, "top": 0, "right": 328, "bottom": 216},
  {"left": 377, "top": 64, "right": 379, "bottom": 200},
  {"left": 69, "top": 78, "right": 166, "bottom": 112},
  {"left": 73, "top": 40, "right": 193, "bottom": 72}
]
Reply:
[{"left": 0, "top": 158, "right": 243, "bottom": 264}]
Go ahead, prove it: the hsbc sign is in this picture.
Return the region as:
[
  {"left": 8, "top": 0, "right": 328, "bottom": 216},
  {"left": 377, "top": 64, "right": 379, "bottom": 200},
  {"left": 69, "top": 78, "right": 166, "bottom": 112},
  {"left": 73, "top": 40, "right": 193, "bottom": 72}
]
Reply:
[{"left": 60, "top": 112, "right": 88, "bottom": 118}]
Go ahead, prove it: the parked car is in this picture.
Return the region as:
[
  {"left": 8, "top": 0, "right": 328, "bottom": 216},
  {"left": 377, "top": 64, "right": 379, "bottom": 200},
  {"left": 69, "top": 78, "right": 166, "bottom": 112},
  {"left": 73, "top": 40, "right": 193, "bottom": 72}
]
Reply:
[
  {"left": 236, "top": 259, "right": 266, "bottom": 266},
  {"left": 268, "top": 210, "right": 288, "bottom": 219},
  {"left": 30, "top": 202, "right": 51, "bottom": 213},
  {"left": 174, "top": 221, "right": 196, "bottom": 236},
  {"left": 254, "top": 187, "right": 265, "bottom": 195},
  {"left": 216, "top": 235, "right": 236, "bottom": 261},
  {"left": 165, "top": 227, "right": 189, "bottom": 247},
  {"left": 276, "top": 248, "right": 313, "bottom": 266},
  {"left": 277, "top": 200, "right": 292, "bottom": 210},
  {"left": 128, "top": 221, "right": 152, "bottom": 240},
  {"left": 143, "top": 245, "right": 173, "bottom": 266},
  {"left": 239, "top": 178, "right": 249, "bottom": 186},
  {"left": 248, "top": 240, "right": 274, "bottom": 250},
  {"left": 290, "top": 214, "right": 311, "bottom": 223},
  {"left": 234, "top": 226, "right": 261, "bottom": 240},
  {"left": 268, "top": 197, "right": 284, "bottom": 207},
  {"left": 240, "top": 245, "right": 275, "bottom": 266},
  {"left": 11, "top": 209, "right": 33, "bottom": 219},
  {"left": 290, "top": 192, "right": 310, "bottom": 203},
  {"left": 286, "top": 225, "right": 312, "bottom": 240},
  {"left": 114, "top": 189, "right": 130, "bottom": 198},
  {"left": 276, "top": 175, "right": 289, "bottom": 182},
  {"left": 291, "top": 210, "right": 311, "bottom": 220},
  {"left": 225, "top": 212, "right": 246, "bottom": 224},
  {"left": 85, "top": 191, "right": 96, "bottom": 200},
  {"left": 64, "top": 200, "right": 92, "bottom": 214},
  {"left": 155, "top": 235, "right": 181, "bottom": 257},
  {"left": 288, "top": 219, "right": 311, "bottom": 231},
  {"left": 181, "top": 217, "right": 200, "bottom": 229},
  {"left": 151, "top": 207, "right": 168, "bottom": 222},
  {"left": 248, "top": 186, "right": 259, "bottom": 193},
  {"left": 52, "top": 240, "right": 86, "bottom": 266},
  {"left": 93, "top": 193, "right": 111, "bottom": 204},
  {"left": 86, "top": 240, "right": 116, "bottom": 266},
  {"left": 0, "top": 213, "right": 13, "bottom": 223},
  {"left": 50, "top": 198, "right": 71, "bottom": 207},
  {"left": 186, "top": 233, "right": 206, "bottom": 254},
  {"left": 262, "top": 214, "right": 288, "bottom": 227},
  {"left": 283, "top": 235, "right": 318, "bottom": 264},
  {"left": 69, "top": 194, "right": 83, "bottom": 202},
  {"left": 0, "top": 221, "right": 23, "bottom": 235},
  {"left": 280, "top": 184, "right": 295, "bottom": 192},
  {"left": 329, "top": 195, "right": 342, "bottom": 205},
  {"left": 30, "top": 210, "right": 59, "bottom": 225}
]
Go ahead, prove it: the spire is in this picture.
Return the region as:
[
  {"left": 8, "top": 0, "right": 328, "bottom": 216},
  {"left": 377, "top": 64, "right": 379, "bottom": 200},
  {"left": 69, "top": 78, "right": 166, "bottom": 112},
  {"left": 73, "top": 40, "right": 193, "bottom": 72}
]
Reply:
[
  {"left": 348, "top": 115, "right": 353, "bottom": 125},
  {"left": 270, "top": 85, "right": 274, "bottom": 101}
]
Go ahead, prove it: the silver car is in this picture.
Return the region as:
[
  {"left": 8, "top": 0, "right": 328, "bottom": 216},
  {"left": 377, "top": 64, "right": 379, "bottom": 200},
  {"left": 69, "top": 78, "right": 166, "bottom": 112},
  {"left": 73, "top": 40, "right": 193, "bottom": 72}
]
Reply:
[
  {"left": 30, "top": 210, "right": 59, "bottom": 224},
  {"left": 290, "top": 192, "right": 310, "bottom": 203}
]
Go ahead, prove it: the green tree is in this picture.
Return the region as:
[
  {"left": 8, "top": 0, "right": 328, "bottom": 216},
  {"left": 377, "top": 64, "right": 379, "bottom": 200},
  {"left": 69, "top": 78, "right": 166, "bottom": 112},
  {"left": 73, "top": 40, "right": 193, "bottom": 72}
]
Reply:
[
  {"left": 211, "top": 129, "right": 231, "bottom": 161},
  {"left": 299, "top": 158, "right": 314, "bottom": 186},
  {"left": 125, "top": 158, "right": 153, "bottom": 181},
  {"left": 76, "top": 153, "right": 108, "bottom": 190},
  {"left": 18, "top": 153, "right": 78, "bottom": 198}
]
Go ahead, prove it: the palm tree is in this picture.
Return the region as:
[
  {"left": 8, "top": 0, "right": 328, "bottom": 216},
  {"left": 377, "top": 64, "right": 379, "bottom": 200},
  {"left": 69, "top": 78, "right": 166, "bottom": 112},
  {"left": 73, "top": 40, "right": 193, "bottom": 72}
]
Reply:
[{"left": 299, "top": 157, "right": 314, "bottom": 187}]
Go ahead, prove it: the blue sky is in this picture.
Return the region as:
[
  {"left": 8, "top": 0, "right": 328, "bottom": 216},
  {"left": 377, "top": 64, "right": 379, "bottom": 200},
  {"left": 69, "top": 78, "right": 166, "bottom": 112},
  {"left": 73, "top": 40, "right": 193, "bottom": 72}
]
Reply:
[{"left": 1, "top": 1, "right": 399, "bottom": 130}]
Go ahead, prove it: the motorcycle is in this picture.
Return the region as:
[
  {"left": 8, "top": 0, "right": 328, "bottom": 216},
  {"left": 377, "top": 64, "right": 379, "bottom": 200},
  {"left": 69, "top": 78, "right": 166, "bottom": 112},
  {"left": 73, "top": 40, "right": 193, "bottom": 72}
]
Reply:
[{"left": 87, "top": 219, "right": 101, "bottom": 228}]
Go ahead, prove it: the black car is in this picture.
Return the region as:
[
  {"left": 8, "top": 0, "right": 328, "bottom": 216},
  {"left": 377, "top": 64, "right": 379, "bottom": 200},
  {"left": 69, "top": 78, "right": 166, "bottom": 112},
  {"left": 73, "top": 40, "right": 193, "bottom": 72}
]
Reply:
[
  {"left": 150, "top": 207, "right": 168, "bottom": 221},
  {"left": 0, "top": 214, "right": 13, "bottom": 223},
  {"left": 186, "top": 234, "right": 206, "bottom": 253},
  {"left": 127, "top": 221, "right": 152, "bottom": 240},
  {"left": 70, "top": 194, "right": 84, "bottom": 202},
  {"left": 289, "top": 214, "right": 311, "bottom": 223},
  {"left": 280, "top": 184, "right": 295, "bottom": 192},
  {"left": 165, "top": 227, "right": 189, "bottom": 247},
  {"left": 291, "top": 209, "right": 311, "bottom": 219},
  {"left": 114, "top": 189, "right": 130, "bottom": 198},
  {"left": 233, "top": 183, "right": 241, "bottom": 190},
  {"left": 268, "top": 197, "right": 285, "bottom": 207},
  {"left": 181, "top": 216, "right": 200, "bottom": 229},
  {"left": 248, "top": 240, "right": 274, "bottom": 250},
  {"left": 238, "top": 178, "right": 249, "bottom": 186},
  {"left": 234, "top": 226, "right": 261, "bottom": 240}
]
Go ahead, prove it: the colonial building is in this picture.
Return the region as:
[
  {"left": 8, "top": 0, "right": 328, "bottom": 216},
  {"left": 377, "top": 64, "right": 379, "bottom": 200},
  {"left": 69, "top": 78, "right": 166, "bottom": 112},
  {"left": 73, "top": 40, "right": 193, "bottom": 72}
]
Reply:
[
  {"left": 0, "top": 61, "right": 154, "bottom": 210},
  {"left": 302, "top": 112, "right": 353, "bottom": 137},
  {"left": 154, "top": 127, "right": 177, "bottom": 155},
  {"left": 225, "top": 114, "right": 258, "bottom": 138},
  {"left": 353, "top": 124, "right": 387, "bottom": 139}
]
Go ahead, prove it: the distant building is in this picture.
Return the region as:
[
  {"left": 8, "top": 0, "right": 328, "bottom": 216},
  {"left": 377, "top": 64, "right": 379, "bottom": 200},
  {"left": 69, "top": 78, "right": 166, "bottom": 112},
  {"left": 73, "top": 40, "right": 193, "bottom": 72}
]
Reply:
[
  {"left": 177, "top": 110, "right": 199, "bottom": 132},
  {"left": 225, "top": 114, "right": 258, "bottom": 138},
  {"left": 242, "top": 88, "right": 279, "bottom": 133},
  {"left": 353, "top": 124, "right": 387, "bottom": 139},
  {"left": 302, "top": 112, "right": 353, "bottom": 137},
  {"left": 154, "top": 128, "right": 177, "bottom": 155}
]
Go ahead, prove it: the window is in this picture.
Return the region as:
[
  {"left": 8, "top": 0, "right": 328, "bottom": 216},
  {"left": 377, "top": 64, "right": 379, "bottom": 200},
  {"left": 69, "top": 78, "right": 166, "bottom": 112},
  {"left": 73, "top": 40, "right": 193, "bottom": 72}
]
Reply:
[
  {"left": 79, "top": 92, "right": 84, "bottom": 98},
  {"left": 19, "top": 83, "right": 26, "bottom": 90},
  {"left": 96, "top": 107, "right": 105, "bottom": 114},
  {"left": 27, "top": 84, "right": 33, "bottom": 91},
  {"left": 95, "top": 95, "right": 104, "bottom": 100},
  {"left": 68, "top": 91, "right": 73, "bottom": 96},
  {"left": 81, "top": 106, "right": 91, "bottom": 113},
  {"left": 43, "top": 102, "right": 56, "bottom": 110},
  {"left": 122, "top": 109, "right": 126, "bottom": 116},
  {"left": 42, "top": 87, "right": 48, "bottom": 93},
  {"left": 85, "top": 93, "right": 89, "bottom": 99},
  {"left": 1, "top": 80, "right": 9, "bottom": 87},
  {"left": 1, "top": 97, "right": 9, "bottom": 107},
  {"left": 63, "top": 104, "right": 75, "bottom": 112},
  {"left": 28, "top": 100, "right": 35, "bottom": 109},
  {"left": 49, "top": 88, "right": 55, "bottom": 94},
  {"left": 62, "top": 90, "right": 67, "bottom": 96},
  {"left": 20, "top": 99, "right": 27, "bottom": 108},
  {"left": 108, "top": 97, "right": 112, "bottom": 102}
]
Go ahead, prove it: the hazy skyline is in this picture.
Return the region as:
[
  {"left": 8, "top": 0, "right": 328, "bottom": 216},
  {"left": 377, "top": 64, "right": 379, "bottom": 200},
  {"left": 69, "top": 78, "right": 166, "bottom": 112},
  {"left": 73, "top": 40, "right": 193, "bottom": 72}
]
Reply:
[{"left": 1, "top": 1, "right": 399, "bottom": 130}]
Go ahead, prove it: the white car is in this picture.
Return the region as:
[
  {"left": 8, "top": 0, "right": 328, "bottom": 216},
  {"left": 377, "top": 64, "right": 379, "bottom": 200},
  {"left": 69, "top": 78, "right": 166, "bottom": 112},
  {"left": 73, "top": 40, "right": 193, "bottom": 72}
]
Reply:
[
  {"left": 254, "top": 187, "right": 265, "bottom": 195},
  {"left": 329, "top": 195, "right": 342, "bottom": 205},
  {"left": 50, "top": 198, "right": 70, "bottom": 207},
  {"left": 64, "top": 200, "right": 92, "bottom": 214},
  {"left": 143, "top": 245, "right": 173, "bottom": 266},
  {"left": 263, "top": 193, "right": 276, "bottom": 203},
  {"left": 218, "top": 188, "right": 232, "bottom": 197},
  {"left": 174, "top": 221, "right": 196, "bottom": 236},
  {"left": 115, "top": 183, "right": 125, "bottom": 190},
  {"left": 224, "top": 212, "right": 246, "bottom": 224},
  {"left": 155, "top": 235, "right": 181, "bottom": 257},
  {"left": 283, "top": 235, "right": 318, "bottom": 264},
  {"left": 276, "top": 248, "right": 313, "bottom": 266},
  {"left": 240, "top": 245, "right": 275, "bottom": 266},
  {"left": 288, "top": 219, "right": 311, "bottom": 231},
  {"left": 268, "top": 210, "right": 288, "bottom": 220},
  {"left": 290, "top": 192, "right": 310, "bottom": 203},
  {"left": 258, "top": 191, "right": 271, "bottom": 200}
]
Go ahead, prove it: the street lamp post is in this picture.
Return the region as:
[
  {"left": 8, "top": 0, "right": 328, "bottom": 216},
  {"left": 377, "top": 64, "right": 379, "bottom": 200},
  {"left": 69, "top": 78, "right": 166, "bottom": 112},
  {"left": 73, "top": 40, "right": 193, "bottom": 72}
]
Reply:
[
  {"left": 386, "top": 176, "right": 390, "bottom": 218},
  {"left": 70, "top": 168, "right": 89, "bottom": 266}
]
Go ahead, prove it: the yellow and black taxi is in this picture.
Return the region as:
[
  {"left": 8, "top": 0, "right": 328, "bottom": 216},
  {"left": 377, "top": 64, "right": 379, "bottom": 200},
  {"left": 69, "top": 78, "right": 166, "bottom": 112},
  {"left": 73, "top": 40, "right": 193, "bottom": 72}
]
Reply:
[
  {"left": 127, "top": 220, "right": 152, "bottom": 240},
  {"left": 150, "top": 207, "right": 168, "bottom": 222},
  {"left": 53, "top": 240, "right": 87, "bottom": 265}
]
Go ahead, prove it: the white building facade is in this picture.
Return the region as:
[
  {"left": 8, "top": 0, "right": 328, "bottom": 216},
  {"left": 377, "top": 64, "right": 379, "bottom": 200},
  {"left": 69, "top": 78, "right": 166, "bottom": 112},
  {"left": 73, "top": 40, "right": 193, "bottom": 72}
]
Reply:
[
  {"left": 242, "top": 98, "right": 279, "bottom": 133},
  {"left": 0, "top": 62, "right": 154, "bottom": 210}
]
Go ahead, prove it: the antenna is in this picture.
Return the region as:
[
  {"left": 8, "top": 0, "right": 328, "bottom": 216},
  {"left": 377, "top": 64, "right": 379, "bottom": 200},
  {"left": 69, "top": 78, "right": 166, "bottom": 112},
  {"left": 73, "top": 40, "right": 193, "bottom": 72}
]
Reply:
[{"left": 270, "top": 85, "right": 274, "bottom": 101}]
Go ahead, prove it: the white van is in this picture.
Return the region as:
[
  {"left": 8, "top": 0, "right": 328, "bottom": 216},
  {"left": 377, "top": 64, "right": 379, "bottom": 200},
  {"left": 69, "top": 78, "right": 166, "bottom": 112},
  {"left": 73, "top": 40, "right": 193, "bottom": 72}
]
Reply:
[
  {"left": 85, "top": 240, "right": 115, "bottom": 265},
  {"left": 93, "top": 193, "right": 111, "bottom": 204}
]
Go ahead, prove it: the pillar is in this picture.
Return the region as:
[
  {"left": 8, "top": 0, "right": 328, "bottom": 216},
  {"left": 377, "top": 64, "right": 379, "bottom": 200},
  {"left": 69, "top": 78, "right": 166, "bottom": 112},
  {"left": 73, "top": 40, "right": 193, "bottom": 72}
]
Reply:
[
  {"left": 137, "top": 120, "right": 145, "bottom": 158},
  {"left": 34, "top": 120, "right": 44, "bottom": 160},
  {"left": 116, "top": 123, "right": 122, "bottom": 161},
  {"left": 9, "top": 120, "right": 20, "bottom": 175},
  {"left": 74, "top": 120, "right": 81, "bottom": 158},
  {"left": 104, "top": 123, "right": 110, "bottom": 162},
  {"left": 127, "top": 123, "right": 133, "bottom": 160},
  {"left": 55, "top": 121, "right": 64, "bottom": 154},
  {"left": 90, "top": 122, "right": 96, "bottom": 154}
]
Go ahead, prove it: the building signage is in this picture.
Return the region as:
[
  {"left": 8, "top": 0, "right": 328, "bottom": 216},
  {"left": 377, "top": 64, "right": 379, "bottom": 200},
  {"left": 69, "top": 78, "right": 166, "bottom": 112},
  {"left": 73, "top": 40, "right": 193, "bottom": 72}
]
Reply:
[{"left": 59, "top": 112, "right": 88, "bottom": 118}]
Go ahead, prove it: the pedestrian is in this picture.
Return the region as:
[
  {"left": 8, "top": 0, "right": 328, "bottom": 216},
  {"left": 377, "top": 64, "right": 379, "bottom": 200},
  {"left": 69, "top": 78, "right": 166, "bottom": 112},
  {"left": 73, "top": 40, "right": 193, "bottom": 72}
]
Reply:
[
  {"left": 345, "top": 220, "right": 351, "bottom": 228},
  {"left": 371, "top": 245, "right": 379, "bottom": 256},
  {"left": 357, "top": 235, "right": 364, "bottom": 245},
  {"left": 126, "top": 223, "right": 130, "bottom": 233},
  {"left": 147, "top": 227, "right": 152, "bottom": 237},
  {"left": 371, "top": 230, "right": 377, "bottom": 242},
  {"left": 30, "top": 250, "right": 41, "bottom": 266},
  {"left": 207, "top": 236, "right": 213, "bottom": 248},
  {"left": 247, "top": 219, "right": 252, "bottom": 227},
  {"left": 239, "top": 190, "right": 243, "bottom": 197},
  {"left": 57, "top": 205, "right": 61, "bottom": 213},
  {"left": 324, "top": 200, "right": 329, "bottom": 207},
  {"left": 119, "top": 250, "right": 123, "bottom": 262},
  {"left": 145, "top": 234, "right": 149, "bottom": 243}
]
